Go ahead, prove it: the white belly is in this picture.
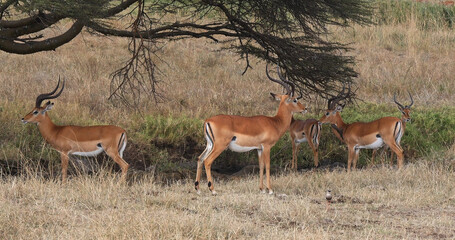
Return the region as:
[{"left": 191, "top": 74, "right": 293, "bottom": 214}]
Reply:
[
  {"left": 71, "top": 147, "right": 104, "bottom": 157},
  {"left": 356, "top": 138, "right": 384, "bottom": 150},
  {"left": 228, "top": 141, "right": 261, "bottom": 153}
]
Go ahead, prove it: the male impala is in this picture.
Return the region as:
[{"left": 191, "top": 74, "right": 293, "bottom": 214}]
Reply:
[
  {"left": 22, "top": 79, "right": 129, "bottom": 181},
  {"left": 371, "top": 92, "right": 414, "bottom": 165},
  {"left": 195, "top": 65, "right": 307, "bottom": 195},
  {"left": 319, "top": 85, "right": 406, "bottom": 171},
  {"left": 289, "top": 117, "right": 321, "bottom": 170}
]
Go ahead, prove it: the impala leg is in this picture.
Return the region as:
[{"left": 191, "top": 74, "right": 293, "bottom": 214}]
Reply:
[
  {"left": 307, "top": 138, "right": 318, "bottom": 168},
  {"left": 263, "top": 147, "right": 273, "bottom": 194},
  {"left": 106, "top": 150, "right": 129, "bottom": 182},
  {"left": 202, "top": 147, "right": 225, "bottom": 195},
  {"left": 353, "top": 148, "right": 360, "bottom": 170},
  {"left": 291, "top": 140, "right": 299, "bottom": 170},
  {"left": 195, "top": 159, "right": 203, "bottom": 193},
  {"left": 347, "top": 147, "right": 355, "bottom": 172},
  {"left": 258, "top": 149, "right": 265, "bottom": 192},
  {"left": 385, "top": 140, "right": 404, "bottom": 169},
  {"left": 60, "top": 152, "right": 69, "bottom": 182}
]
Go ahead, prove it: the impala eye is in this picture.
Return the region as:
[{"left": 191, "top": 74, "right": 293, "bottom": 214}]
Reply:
[
  {"left": 293, "top": 99, "right": 297, "bottom": 103},
  {"left": 325, "top": 112, "right": 330, "bottom": 116},
  {"left": 33, "top": 111, "right": 39, "bottom": 115}
]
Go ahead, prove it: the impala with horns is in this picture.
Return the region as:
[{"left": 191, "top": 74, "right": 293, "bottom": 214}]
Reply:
[
  {"left": 371, "top": 92, "right": 414, "bottom": 165},
  {"left": 195, "top": 65, "right": 307, "bottom": 195},
  {"left": 319, "top": 85, "right": 406, "bottom": 171},
  {"left": 22, "top": 79, "right": 129, "bottom": 181}
]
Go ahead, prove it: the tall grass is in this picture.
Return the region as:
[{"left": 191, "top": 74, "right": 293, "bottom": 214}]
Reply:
[{"left": 376, "top": 0, "right": 455, "bottom": 29}]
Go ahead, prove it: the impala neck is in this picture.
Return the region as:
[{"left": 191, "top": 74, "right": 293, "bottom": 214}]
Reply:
[
  {"left": 334, "top": 112, "right": 348, "bottom": 130},
  {"left": 273, "top": 102, "right": 294, "bottom": 134},
  {"left": 37, "top": 114, "right": 59, "bottom": 146}
]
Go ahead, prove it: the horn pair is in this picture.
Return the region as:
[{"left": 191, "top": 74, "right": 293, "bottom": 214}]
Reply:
[
  {"left": 327, "top": 83, "right": 351, "bottom": 109},
  {"left": 394, "top": 91, "right": 414, "bottom": 109},
  {"left": 266, "top": 64, "right": 298, "bottom": 98},
  {"left": 35, "top": 77, "right": 65, "bottom": 108}
]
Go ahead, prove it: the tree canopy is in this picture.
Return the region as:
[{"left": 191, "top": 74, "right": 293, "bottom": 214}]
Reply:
[{"left": 0, "top": 0, "right": 372, "bottom": 105}]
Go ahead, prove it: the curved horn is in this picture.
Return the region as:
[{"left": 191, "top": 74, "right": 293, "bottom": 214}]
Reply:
[
  {"left": 35, "top": 77, "right": 65, "bottom": 108},
  {"left": 276, "top": 65, "right": 295, "bottom": 97},
  {"left": 328, "top": 84, "right": 345, "bottom": 109},
  {"left": 407, "top": 90, "right": 414, "bottom": 108},
  {"left": 266, "top": 64, "right": 290, "bottom": 95},
  {"left": 393, "top": 93, "right": 405, "bottom": 110}
]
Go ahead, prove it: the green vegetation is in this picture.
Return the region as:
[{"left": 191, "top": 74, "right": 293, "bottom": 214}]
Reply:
[
  {"left": 2, "top": 101, "right": 454, "bottom": 175},
  {"left": 376, "top": 0, "right": 455, "bottom": 29}
]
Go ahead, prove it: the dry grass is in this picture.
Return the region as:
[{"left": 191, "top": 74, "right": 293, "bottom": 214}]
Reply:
[
  {"left": 1, "top": 4, "right": 455, "bottom": 239},
  {"left": 1, "top": 161, "right": 454, "bottom": 239},
  {"left": 1, "top": 12, "right": 455, "bottom": 123}
]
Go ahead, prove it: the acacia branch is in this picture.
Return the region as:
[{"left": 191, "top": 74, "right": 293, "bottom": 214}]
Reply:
[{"left": 0, "top": 20, "right": 83, "bottom": 54}]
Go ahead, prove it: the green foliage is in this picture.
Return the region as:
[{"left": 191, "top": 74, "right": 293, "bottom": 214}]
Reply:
[
  {"left": 375, "top": 0, "right": 455, "bottom": 29},
  {"left": 137, "top": 115, "right": 204, "bottom": 144}
]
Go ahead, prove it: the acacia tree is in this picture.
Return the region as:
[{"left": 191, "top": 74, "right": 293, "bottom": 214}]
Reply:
[{"left": 0, "top": 0, "right": 371, "bottom": 105}]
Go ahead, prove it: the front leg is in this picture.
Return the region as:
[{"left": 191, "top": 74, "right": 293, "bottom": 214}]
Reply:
[
  {"left": 347, "top": 146, "right": 355, "bottom": 172},
  {"left": 263, "top": 146, "right": 273, "bottom": 194},
  {"left": 258, "top": 149, "right": 265, "bottom": 193},
  {"left": 60, "top": 152, "right": 69, "bottom": 182}
]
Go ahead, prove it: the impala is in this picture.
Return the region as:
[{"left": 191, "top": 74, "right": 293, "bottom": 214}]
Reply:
[
  {"left": 195, "top": 65, "right": 307, "bottom": 195},
  {"left": 319, "top": 85, "right": 406, "bottom": 171},
  {"left": 289, "top": 117, "right": 321, "bottom": 170},
  {"left": 371, "top": 92, "right": 414, "bottom": 165},
  {"left": 22, "top": 79, "right": 129, "bottom": 181}
]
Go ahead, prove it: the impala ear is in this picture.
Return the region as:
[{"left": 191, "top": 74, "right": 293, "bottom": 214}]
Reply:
[
  {"left": 335, "top": 105, "right": 343, "bottom": 112},
  {"left": 270, "top": 93, "right": 281, "bottom": 101},
  {"left": 42, "top": 101, "right": 54, "bottom": 113}
]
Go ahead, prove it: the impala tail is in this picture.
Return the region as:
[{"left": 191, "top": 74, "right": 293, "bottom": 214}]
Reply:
[
  {"left": 199, "top": 122, "right": 215, "bottom": 162},
  {"left": 393, "top": 120, "right": 403, "bottom": 145},
  {"left": 311, "top": 122, "right": 321, "bottom": 146},
  {"left": 117, "top": 132, "right": 127, "bottom": 158}
]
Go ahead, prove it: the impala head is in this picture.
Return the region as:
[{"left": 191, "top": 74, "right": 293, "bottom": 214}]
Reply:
[
  {"left": 22, "top": 78, "right": 65, "bottom": 124},
  {"left": 394, "top": 91, "right": 414, "bottom": 123},
  {"left": 319, "top": 83, "right": 351, "bottom": 124},
  {"left": 266, "top": 64, "right": 307, "bottom": 114}
]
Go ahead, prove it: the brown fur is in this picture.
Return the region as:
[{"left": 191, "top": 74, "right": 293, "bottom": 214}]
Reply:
[
  {"left": 289, "top": 118, "right": 321, "bottom": 170},
  {"left": 195, "top": 94, "right": 306, "bottom": 194},
  {"left": 22, "top": 103, "right": 129, "bottom": 181}
]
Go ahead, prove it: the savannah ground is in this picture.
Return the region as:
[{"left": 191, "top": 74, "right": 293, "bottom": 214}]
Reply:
[{"left": 1, "top": 0, "right": 455, "bottom": 239}]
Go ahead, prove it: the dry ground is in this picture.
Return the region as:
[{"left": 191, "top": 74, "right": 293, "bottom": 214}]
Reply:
[{"left": 1, "top": 161, "right": 454, "bottom": 239}]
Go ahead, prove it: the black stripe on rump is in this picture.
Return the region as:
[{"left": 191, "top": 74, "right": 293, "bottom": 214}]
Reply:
[
  {"left": 117, "top": 132, "right": 125, "bottom": 151},
  {"left": 207, "top": 122, "right": 215, "bottom": 142},
  {"left": 393, "top": 122, "right": 399, "bottom": 138}
]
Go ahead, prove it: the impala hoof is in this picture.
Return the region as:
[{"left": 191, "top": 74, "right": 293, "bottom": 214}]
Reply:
[
  {"left": 268, "top": 189, "right": 274, "bottom": 195},
  {"left": 196, "top": 190, "right": 201, "bottom": 195},
  {"left": 211, "top": 190, "right": 217, "bottom": 196},
  {"left": 261, "top": 189, "right": 266, "bottom": 194}
]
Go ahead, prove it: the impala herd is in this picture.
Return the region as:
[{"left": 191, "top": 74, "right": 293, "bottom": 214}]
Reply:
[{"left": 21, "top": 65, "right": 413, "bottom": 195}]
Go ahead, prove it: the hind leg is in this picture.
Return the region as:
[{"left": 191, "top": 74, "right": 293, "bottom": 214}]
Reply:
[
  {"left": 291, "top": 140, "right": 299, "bottom": 170},
  {"left": 203, "top": 147, "right": 226, "bottom": 195},
  {"left": 106, "top": 150, "right": 129, "bottom": 181},
  {"left": 307, "top": 138, "right": 318, "bottom": 168},
  {"left": 383, "top": 136, "right": 404, "bottom": 169}
]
